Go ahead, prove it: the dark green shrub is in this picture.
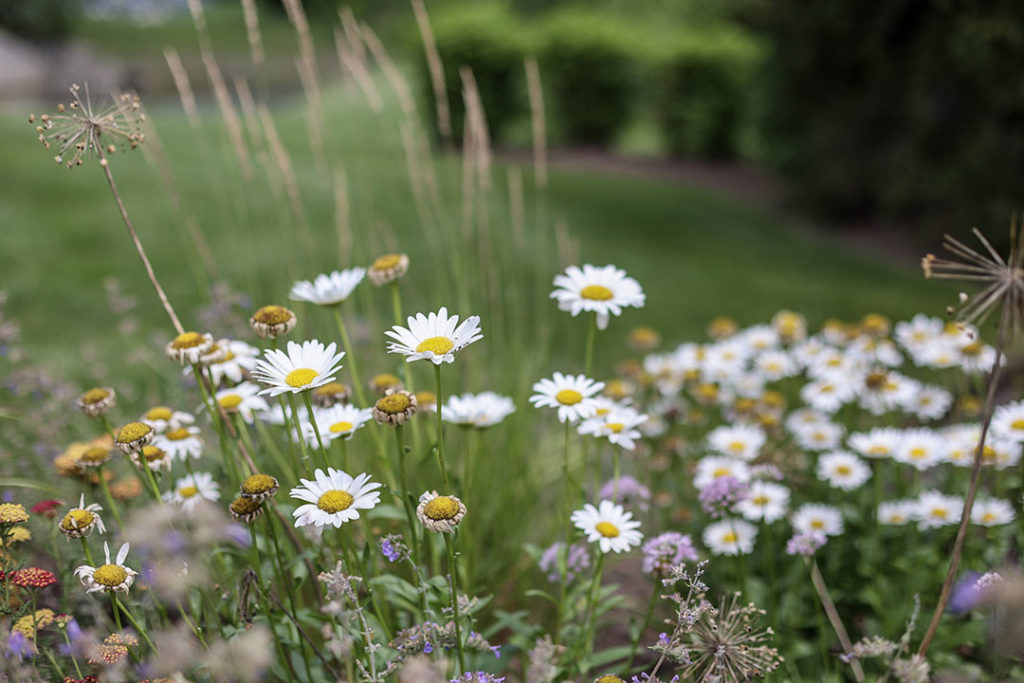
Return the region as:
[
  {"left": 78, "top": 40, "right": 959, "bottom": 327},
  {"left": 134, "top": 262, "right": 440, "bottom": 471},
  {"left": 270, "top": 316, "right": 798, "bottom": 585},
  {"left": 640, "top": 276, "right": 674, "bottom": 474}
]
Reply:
[
  {"left": 538, "top": 10, "right": 635, "bottom": 146},
  {"left": 421, "top": 3, "right": 527, "bottom": 144},
  {"left": 0, "top": 0, "right": 79, "bottom": 42},
  {"left": 652, "top": 28, "right": 761, "bottom": 159}
]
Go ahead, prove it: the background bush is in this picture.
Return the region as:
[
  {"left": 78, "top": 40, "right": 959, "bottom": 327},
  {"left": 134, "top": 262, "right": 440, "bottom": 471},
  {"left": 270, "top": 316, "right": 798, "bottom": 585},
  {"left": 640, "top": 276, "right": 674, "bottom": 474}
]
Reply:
[
  {"left": 538, "top": 10, "right": 635, "bottom": 146},
  {"left": 744, "top": 0, "right": 1024, "bottom": 240},
  {"left": 422, "top": 3, "right": 527, "bottom": 144},
  {"left": 651, "top": 27, "right": 761, "bottom": 159}
]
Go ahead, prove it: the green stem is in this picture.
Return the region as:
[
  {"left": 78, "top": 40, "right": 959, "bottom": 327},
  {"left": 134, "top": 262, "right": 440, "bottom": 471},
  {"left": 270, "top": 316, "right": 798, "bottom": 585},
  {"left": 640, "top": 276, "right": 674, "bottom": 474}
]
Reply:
[
  {"left": 109, "top": 591, "right": 123, "bottom": 631},
  {"left": 395, "top": 426, "right": 421, "bottom": 567},
  {"left": 625, "top": 579, "right": 660, "bottom": 672},
  {"left": 79, "top": 537, "right": 94, "bottom": 566},
  {"left": 444, "top": 533, "right": 466, "bottom": 675},
  {"left": 62, "top": 628, "right": 84, "bottom": 678},
  {"left": 581, "top": 552, "right": 606, "bottom": 673},
  {"left": 333, "top": 306, "right": 367, "bottom": 407},
  {"left": 554, "top": 419, "right": 574, "bottom": 644},
  {"left": 114, "top": 596, "right": 158, "bottom": 653},
  {"left": 391, "top": 281, "right": 415, "bottom": 393},
  {"left": 433, "top": 364, "right": 450, "bottom": 491},
  {"left": 302, "top": 391, "right": 330, "bottom": 469},
  {"left": 584, "top": 314, "right": 597, "bottom": 377},
  {"left": 286, "top": 393, "right": 314, "bottom": 475}
]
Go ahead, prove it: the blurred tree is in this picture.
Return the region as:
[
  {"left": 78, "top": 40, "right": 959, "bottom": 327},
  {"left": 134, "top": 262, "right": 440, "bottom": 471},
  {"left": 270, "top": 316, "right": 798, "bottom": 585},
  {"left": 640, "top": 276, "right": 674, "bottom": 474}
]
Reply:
[
  {"left": 0, "top": 0, "right": 79, "bottom": 42},
  {"left": 745, "top": 0, "right": 1024, "bottom": 239}
]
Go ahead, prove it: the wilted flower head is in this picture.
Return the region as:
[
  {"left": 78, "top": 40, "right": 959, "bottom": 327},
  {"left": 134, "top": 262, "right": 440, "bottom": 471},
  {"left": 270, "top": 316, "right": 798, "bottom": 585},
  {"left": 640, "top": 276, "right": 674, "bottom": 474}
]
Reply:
[{"left": 31, "top": 84, "right": 145, "bottom": 168}]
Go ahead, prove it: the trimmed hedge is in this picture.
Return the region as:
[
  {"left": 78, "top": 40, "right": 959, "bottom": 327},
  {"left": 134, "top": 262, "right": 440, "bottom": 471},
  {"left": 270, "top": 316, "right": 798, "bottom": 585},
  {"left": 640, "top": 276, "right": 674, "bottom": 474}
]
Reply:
[
  {"left": 538, "top": 10, "right": 635, "bottom": 146},
  {"left": 422, "top": 3, "right": 527, "bottom": 144},
  {"left": 651, "top": 29, "right": 762, "bottom": 159}
]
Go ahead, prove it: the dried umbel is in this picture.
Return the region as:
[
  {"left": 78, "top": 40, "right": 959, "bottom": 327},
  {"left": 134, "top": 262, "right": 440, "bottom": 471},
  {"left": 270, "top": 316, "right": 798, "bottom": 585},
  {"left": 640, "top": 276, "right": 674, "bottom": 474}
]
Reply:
[{"left": 31, "top": 84, "right": 145, "bottom": 168}]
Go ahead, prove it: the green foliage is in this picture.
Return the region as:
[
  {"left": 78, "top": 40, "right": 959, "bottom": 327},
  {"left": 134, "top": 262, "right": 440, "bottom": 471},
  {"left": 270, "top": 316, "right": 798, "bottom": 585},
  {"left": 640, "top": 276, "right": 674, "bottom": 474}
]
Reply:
[
  {"left": 423, "top": 3, "right": 528, "bottom": 143},
  {"left": 747, "top": 0, "right": 1024, "bottom": 237},
  {"left": 0, "top": 0, "right": 79, "bottom": 41},
  {"left": 538, "top": 10, "right": 635, "bottom": 145},
  {"left": 650, "top": 27, "right": 762, "bottom": 158}
]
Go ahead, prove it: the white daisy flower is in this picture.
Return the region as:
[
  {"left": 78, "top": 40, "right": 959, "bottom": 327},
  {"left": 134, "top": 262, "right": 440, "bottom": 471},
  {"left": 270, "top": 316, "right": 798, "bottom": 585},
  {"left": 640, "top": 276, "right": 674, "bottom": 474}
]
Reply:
[
  {"left": 694, "top": 456, "right": 751, "bottom": 490},
  {"left": 441, "top": 391, "right": 516, "bottom": 428},
  {"left": 706, "top": 424, "right": 765, "bottom": 462},
  {"left": 981, "top": 438, "right": 1022, "bottom": 470},
  {"left": 702, "top": 340, "right": 750, "bottom": 381},
  {"left": 305, "top": 404, "right": 374, "bottom": 444},
  {"left": 736, "top": 324, "right": 780, "bottom": 352},
  {"left": 703, "top": 519, "right": 757, "bottom": 556},
  {"left": 957, "top": 338, "right": 997, "bottom": 374},
  {"left": 289, "top": 268, "right": 366, "bottom": 306},
  {"left": 571, "top": 499, "right": 643, "bottom": 554},
  {"left": 141, "top": 407, "right": 195, "bottom": 434},
  {"left": 193, "top": 339, "right": 260, "bottom": 387},
  {"left": 848, "top": 427, "right": 902, "bottom": 459},
  {"left": 857, "top": 372, "right": 919, "bottom": 416},
  {"left": 577, "top": 407, "right": 647, "bottom": 450},
  {"left": 816, "top": 451, "right": 871, "bottom": 491},
  {"left": 914, "top": 490, "right": 963, "bottom": 529},
  {"left": 902, "top": 383, "right": 952, "bottom": 421},
  {"left": 550, "top": 264, "right": 645, "bottom": 330},
  {"left": 878, "top": 500, "right": 916, "bottom": 525},
  {"left": 163, "top": 472, "right": 220, "bottom": 511},
  {"left": 894, "top": 428, "right": 945, "bottom": 471},
  {"left": 753, "top": 349, "right": 798, "bottom": 381},
  {"left": 792, "top": 420, "right": 845, "bottom": 452},
  {"left": 152, "top": 425, "right": 204, "bottom": 461},
  {"left": 253, "top": 339, "right": 345, "bottom": 396},
  {"left": 785, "top": 408, "right": 831, "bottom": 432},
  {"left": 385, "top": 307, "right": 483, "bottom": 365},
  {"left": 530, "top": 372, "right": 605, "bottom": 423},
  {"left": 914, "top": 338, "right": 960, "bottom": 369},
  {"left": 213, "top": 382, "right": 269, "bottom": 424},
  {"left": 942, "top": 424, "right": 981, "bottom": 467},
  {"left": 290, "top": 468, "right": 382, "bottom": 528},
  {"left": 801, "top": 376, "right": 857, "bottom": 413},
  {"left": 792, "top": 503, "right": 844, "bottom": 537},
  {"left": 894, "top": 314, "right": 944, "bottom": 355},
  {"left": 771, "top": 310, "right": 807, "bottom": 342},
  {"left": 736, "top": 481, "right": 790, "bottom": 523},
  {"left": 971, "top": 498, "right": 1016, "bottom": 527},
  {"left": 992, "top": 400, "right": 1024, "bottom": 443},
  {"left": 75, "top": 542, "right": 138, "bottom": 594}
]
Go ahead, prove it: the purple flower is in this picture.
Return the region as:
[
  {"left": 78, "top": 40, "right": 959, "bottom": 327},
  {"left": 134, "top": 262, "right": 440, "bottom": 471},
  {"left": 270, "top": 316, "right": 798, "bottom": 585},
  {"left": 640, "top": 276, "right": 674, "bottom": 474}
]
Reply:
[
  {"left": 451, "top": 674, "right": 506, "bottom": 683},
  {"left": 423, "top": 641, "right": 433, "bottom": 654},
  {"left": 380, "top": 534, "right": 409, "bottom": 563},
  {"left": 599, "top": 475, "right": 652, "bottom": 511},
  {"left": 7, "top": 631, "right": 31, "bottom": 658},
  {"left": 642, "top": 532, "right": 698, "bottom": 578},
  {"left": 699, "top": 475, "right": 748, "bottom": 519},
  {"left": 786, "top": 532, "right": 826, "bottom": 557},
  {"left": 538, "top": 541, "right": 591, "bottom": 583}
]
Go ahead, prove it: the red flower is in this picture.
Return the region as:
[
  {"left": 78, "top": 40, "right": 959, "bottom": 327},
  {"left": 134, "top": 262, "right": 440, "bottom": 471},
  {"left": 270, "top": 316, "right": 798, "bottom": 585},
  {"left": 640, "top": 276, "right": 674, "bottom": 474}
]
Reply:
[
  {"left": 9, "top": 567, "right": 57, "bottom": 589},
  {"left": 31, "top": 499, "right": 63, "bottom": 518}
]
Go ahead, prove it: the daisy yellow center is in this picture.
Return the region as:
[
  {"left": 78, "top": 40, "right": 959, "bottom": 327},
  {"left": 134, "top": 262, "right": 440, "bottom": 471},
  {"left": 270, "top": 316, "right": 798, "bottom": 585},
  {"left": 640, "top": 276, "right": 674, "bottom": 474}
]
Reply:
[
  {"left": 315, "top": 382, "right": 347, "bottom": 396},
  {"left": 92, "top": 564, "right": 128, "bottom": 588},
  {"left": 165, "top": 428, "right": 193, "bottom": 442},
  {"left": 142, "top": 446, "right": 165, "bottom": 462},
  {"left": 231, "top": 497, "right": 261, "bottom": 515},
  {"left": 415, "top": 336, "right": 454, "bottom": 355},
  {"left": 721, "top": 531, "right": 738, "bottom": 544},
  {"left": 61, "top": 509, "right": 94, "bottom": 530},
  {"left": 219, "top": 394, "right": 243, "bottom": 411},
  {"left": 728, "top": 441, "right": 746, "bottom": 453},
  {"left": 223, "top": 350, "right": 236, "bottom": 361},
  {"left": 81, "top": 447, "right": 110, "bottom": 463},
  {"left": 596, "top": 407, "right": 610, "bottom": 416},
  {"left": 595, "top": 521, "right": 620, "bottom": 538},
  {"left": 909, "top": 447, "right": 927, "bottom": 459},
  {"left": 415, "top": 391, "right": 436, "bottom": 405},
  {"left": 889, "top": 514, "right": 906, "bottom": 523},
  {"left": 317, "top": 490, "right": 354, "bottom": 513},
  {"left": 982, "top": 446, "right": 997, "bottom": 461},
  {"left": 752, "top": 495, "right": 770, "bottom": 505},
  {"left": 983, "top": 512, "right": 996, "bottom": 523},
  {"left": 423, "top": 496, "right": 459, "bottom": 520},
  {"left": 810, "top": 520, "right": 825, "bottom": 530},
  {"left": 1011, "top": 419, "right": 1024, "bottom": 430},
  {"left": 377, "top": 393, "right": 411, "bottom": 414},
  {"left": 835, "top": 465, "right": 852, "bottom": 475},
  {"left": 117, "top": 422, "right": 151, "bottom": 443},
  {"left": 81, "top": 388, "right": 110, "bottom": 403},
  {"left": 869, "top": 446, "right": 889, "bottom": 455},
  {"left": 372, "top": 254, "right": 402, "bottom": 270},
  {"left": 373, "top": 373, "right": 401, "bottom": 387},
  {"left": 962, "top": 341, "right": 983, "bottom": 356},
  {"left": 931, "top": 508, "right": 948, "bottom": 519},
  {"left": 145, "top": 407, "right": 173, "bottom": 421},
  {"left": 606, "top": 423, "right": 625, "bottom": 434},
  {"left": 179, "top": 486, "right": 199, "bottom": 499},
  {"left": 555, "top": 389, "right": 583, "bottom": 406},
  {"left": 580, "top": 284, "right": 613, "bottom": 301},
  {"left": 253, "top": 306, "right": 292, "bottom": 325},
  {"left": 242, "top": 474, "right": 276, "bottom": 494},
  {"left": 171, "top": 332, "right": 204, "bottom": 349},
  {"left": 819, "top": 383, "right": 835, "bottom": 393},
  {"left": 712, "top": 467, "right": 731, "bottom": 478},
  {"left": 329, "top": 421, "right": 354, "bottom": 434},
  {"left": 285, "top": 368, "right": 319, "bottom": 388},
  {"left": 596, "top": 676, "right": 625, "bottom": 683}
]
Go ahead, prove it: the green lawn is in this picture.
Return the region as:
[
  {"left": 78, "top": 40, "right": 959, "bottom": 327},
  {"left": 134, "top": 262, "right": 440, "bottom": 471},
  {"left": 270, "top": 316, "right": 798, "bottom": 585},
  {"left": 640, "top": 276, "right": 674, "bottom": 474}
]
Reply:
[{"left": 2, "top": 75, "right": 956, "bottom": 394}]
